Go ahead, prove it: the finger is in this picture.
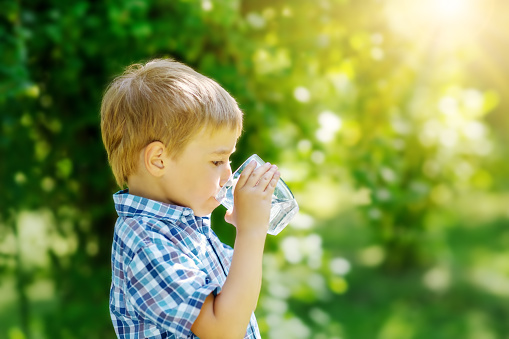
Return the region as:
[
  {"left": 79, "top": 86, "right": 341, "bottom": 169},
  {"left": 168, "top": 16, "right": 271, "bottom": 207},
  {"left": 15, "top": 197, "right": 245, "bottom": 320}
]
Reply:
[
  {"left": 257, "top": 165, "right": 278, "bottom": 190},
  {"left": 236, "top": 160, "right": 257, "bottom": 189},
  {"left": 264, "top": 170, "right": 281, "bottom": 193},
  {"left": 245, "top": 162, "right": 272, "bottom": 187}
]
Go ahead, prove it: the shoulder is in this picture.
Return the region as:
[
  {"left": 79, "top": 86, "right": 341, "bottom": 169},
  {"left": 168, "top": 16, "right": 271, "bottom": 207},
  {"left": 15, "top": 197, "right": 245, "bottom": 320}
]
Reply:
[{"left": 114, "top": 215, "right": 180, "bottom": 260}]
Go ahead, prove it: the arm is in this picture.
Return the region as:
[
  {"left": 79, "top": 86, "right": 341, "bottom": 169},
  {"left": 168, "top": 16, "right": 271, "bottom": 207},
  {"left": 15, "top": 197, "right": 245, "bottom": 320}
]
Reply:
[{"left": 191, "top": 162, "right": 280, "bottom": 339}]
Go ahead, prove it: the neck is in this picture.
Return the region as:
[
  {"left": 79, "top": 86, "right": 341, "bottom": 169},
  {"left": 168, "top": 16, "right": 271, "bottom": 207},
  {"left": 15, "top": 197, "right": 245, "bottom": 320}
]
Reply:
[{"left": 128, "top": 173, "right": 164, "bottom": 203}]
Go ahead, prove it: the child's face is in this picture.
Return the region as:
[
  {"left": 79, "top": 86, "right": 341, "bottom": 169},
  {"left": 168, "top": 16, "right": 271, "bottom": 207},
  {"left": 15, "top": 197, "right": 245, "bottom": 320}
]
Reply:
[{"left": 160, "top": 126, "right": 238, "bottom": 216}]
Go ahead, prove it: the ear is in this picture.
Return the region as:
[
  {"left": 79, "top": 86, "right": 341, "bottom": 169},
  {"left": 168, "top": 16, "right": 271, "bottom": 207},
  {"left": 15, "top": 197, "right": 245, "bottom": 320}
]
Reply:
[{"left": 144, "top": 141, "right": 167, "bottom": 177}]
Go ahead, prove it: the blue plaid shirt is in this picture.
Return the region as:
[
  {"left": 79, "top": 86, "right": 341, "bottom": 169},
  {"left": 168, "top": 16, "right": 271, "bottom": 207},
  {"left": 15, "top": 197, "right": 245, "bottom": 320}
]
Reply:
[{"left": 110, "top": 190, "right": 261, "bottom": 339}]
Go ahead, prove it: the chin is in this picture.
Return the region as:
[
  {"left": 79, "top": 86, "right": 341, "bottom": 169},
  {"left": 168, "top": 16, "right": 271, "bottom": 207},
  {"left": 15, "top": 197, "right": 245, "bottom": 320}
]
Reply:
[
  {"left": 194, "top": 210, "right": 213, "bottom": 217},
  {"left": 194, "top": 200, "right": 220, "bottom": 217}
]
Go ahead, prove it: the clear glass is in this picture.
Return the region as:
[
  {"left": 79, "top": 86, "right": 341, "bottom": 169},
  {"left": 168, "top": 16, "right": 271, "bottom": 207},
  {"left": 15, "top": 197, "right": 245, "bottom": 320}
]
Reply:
[{"left": 215, "top": 154, "right": 299, "bottom": 236}]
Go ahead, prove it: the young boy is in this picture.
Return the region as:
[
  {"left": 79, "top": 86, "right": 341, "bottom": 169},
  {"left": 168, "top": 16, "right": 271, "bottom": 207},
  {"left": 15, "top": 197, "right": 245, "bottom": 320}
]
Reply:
[{"left": 101, "top": 59, "right": 280, "bottom": 339}]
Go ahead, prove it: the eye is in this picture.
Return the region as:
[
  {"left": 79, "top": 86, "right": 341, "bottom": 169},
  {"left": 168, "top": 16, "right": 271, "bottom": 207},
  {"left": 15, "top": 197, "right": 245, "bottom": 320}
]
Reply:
[{"left": 212, "top": 160, "right": 232, "bottom": 167}]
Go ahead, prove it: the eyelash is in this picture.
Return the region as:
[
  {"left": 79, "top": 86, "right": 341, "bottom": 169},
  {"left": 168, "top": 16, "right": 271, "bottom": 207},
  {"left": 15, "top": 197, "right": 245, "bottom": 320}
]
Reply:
[{"left": 212, "top": 160, "right": 232, "bottom": 167}]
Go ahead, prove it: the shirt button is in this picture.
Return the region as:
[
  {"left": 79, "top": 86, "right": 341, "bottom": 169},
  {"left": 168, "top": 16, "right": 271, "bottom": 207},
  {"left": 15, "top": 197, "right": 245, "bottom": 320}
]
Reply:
[{"left": 182, "top": 209, "right": 191, "bottom": 216}]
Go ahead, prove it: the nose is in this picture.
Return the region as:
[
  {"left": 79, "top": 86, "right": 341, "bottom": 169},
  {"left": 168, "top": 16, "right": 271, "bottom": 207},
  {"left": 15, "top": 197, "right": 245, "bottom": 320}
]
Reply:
[{"left": 219, "top": 163, "right": 233, "bottom": 187}]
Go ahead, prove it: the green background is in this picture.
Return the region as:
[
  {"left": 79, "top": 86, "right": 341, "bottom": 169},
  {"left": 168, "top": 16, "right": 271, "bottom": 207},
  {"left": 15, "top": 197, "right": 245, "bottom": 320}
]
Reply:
[{"left": 1, "top": 0, "right": 509, "bottom": 338}]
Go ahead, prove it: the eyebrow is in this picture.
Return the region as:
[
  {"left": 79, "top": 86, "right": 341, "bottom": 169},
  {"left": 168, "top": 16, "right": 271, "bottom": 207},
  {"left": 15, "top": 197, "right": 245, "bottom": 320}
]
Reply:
[{"left": 211, "top": 147, "right": 236, "bottom": 155}]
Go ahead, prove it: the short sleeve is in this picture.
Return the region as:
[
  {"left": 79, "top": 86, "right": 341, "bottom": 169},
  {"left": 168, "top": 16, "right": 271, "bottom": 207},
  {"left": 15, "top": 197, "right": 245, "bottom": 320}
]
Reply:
[{"left": 125, "top": 243, "right": 220, "bottom": 338}]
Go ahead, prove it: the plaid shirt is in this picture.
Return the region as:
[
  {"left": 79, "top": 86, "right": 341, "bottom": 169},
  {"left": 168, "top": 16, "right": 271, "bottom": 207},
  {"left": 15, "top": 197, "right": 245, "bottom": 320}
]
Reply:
[{"left": 110, "top": 190, "right": 261, "bottom": 339}]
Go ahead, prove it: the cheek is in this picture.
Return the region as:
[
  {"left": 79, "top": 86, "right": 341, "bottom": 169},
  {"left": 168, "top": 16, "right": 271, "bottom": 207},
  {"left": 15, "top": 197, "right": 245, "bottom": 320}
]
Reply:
[
  {"left": 209, "top": 170, "right": 221, "bottom": 185},
  {"left": 196, "top": 169, "right": 220, "bottom": 194}
]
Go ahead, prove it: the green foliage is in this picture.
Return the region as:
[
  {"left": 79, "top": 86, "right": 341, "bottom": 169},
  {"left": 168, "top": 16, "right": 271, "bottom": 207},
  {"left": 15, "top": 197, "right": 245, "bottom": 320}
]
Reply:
[{"left": 1, "top": 0, "right": 509, "bottom": 338}]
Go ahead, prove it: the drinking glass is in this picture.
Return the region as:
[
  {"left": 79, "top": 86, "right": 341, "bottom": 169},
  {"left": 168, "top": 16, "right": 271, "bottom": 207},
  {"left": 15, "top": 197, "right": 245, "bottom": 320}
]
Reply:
[{"left": 215, "top": 154, "right": 299, "bottom": 235}]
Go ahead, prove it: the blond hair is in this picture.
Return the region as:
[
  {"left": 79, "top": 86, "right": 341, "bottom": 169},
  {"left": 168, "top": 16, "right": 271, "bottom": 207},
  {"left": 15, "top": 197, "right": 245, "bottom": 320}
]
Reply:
[{"left": 100, "top": 58, "right": 243, "bottom": 187}]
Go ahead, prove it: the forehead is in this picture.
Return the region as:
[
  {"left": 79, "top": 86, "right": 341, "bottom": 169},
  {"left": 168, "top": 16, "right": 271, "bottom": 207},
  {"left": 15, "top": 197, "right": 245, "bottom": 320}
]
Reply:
[{"left": 187, "top": 126, "right": 240, "bottom": 154}]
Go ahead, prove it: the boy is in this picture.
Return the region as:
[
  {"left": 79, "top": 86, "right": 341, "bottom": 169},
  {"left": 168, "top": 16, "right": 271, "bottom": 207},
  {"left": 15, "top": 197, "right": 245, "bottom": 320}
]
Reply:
[{"left": 101, "top": 58, "right": 280, "bottom": 339}]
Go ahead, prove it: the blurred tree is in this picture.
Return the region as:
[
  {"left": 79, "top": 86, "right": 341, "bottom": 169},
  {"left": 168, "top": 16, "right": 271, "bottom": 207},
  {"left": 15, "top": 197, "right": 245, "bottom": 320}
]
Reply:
[{"left": 1, "top": 0, "right": 508, "bottom": 338}]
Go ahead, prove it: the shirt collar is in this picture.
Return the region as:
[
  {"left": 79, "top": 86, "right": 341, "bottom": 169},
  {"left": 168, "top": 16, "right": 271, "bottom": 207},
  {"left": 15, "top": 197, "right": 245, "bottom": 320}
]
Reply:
[{"left": 113, "top": 189, "right": 212, "bottom": 236}]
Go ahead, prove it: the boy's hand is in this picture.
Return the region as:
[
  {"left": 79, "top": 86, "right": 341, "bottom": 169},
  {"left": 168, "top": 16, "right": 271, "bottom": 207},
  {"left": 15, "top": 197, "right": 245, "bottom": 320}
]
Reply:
[{"left": 224, "top": 161, "right": 280, "bottom": 234}]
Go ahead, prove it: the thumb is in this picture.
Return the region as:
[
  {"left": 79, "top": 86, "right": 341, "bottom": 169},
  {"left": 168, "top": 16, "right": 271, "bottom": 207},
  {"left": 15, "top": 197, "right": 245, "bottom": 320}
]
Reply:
[{"left": 224, "top": 209, "right": 236, "bottom": 226}]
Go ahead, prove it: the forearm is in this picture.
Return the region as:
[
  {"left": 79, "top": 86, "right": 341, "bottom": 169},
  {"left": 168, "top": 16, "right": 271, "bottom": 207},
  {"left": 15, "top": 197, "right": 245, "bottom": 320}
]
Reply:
[
  {"left": 215, "top": 229, "right": 266, "bottom": 331},
  {"left": 192, "top": 228, "right": 266, "bottom": 339}
]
